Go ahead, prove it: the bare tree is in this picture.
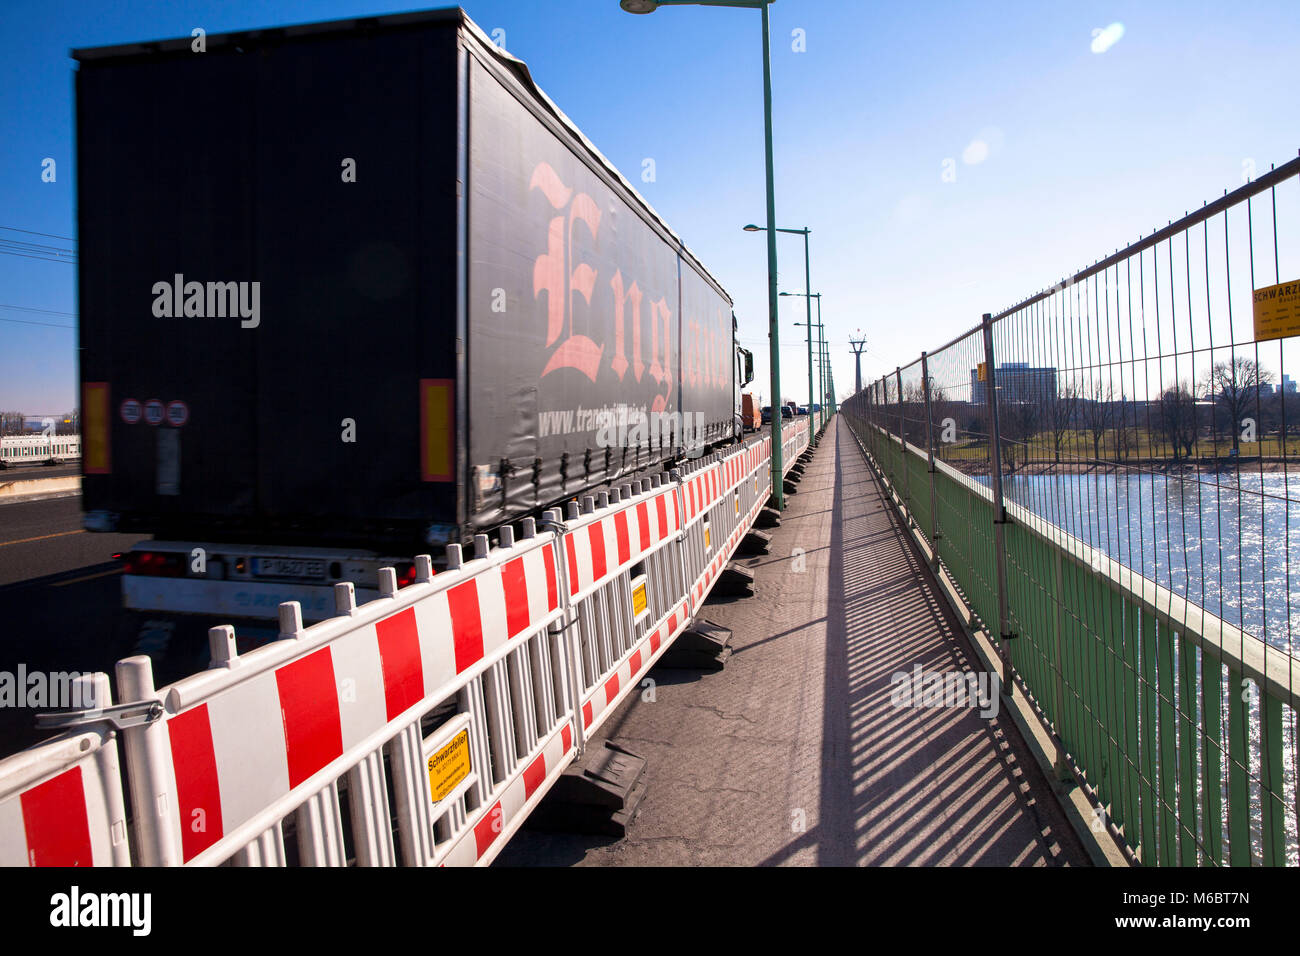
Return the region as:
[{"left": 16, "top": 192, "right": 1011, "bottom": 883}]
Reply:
[
  {"left": 1079, "top": 382, "right": 1112, "bottom": 462},
  {"left": 0, "top": 411, "right": 25, "bottom": 436},
  {"left": 1281, "top": 391, "right": 1300, "bottom": 440},
  {"left": 1045, "top": 380, "right": 1082, "bottom": 463},
  {"left": 927, "top": 382, "right": 954, "bottom": 454},
  {"left": 1115, "top": 400, "right": 1140, "bottom": 460},
  {"left": 1157, "top": 383, "right": 1198, "bottom": 461},
  {"left": 999, "top": 401, "right": 1040, "bottom": 470},
  {"left": 1204, "top": 357, "right": 1272, "bottom": 454}
]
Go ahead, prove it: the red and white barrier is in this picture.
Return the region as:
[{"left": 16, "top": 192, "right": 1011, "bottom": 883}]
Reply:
[
  {"left": 0, "top": 675, "right": 129, "bottom": 867},
  {"left": 2, "top": 425, "right": 813, "bottom": 866}
]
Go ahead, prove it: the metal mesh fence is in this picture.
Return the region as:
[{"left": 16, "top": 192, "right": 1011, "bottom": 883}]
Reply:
[{"left": 843, "top": 156, "right": 1300, "bottom": 867}]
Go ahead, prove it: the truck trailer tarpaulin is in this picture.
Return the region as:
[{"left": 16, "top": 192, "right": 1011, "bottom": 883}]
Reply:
[{"left": 74, "top": 7, "right": 739, "bottom": 552}]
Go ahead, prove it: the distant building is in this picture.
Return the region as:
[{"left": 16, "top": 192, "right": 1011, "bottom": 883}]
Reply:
[
  {"left": 1283, "top": 374, "right": 1297, "bottom": 394},
  {"left": 970, "top": 362, "right": 1058, "bottom": 405}
]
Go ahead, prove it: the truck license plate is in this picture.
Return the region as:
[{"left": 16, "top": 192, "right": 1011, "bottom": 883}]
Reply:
[{"left": 252, "top": 557, "right": 326, "bottom": 579}]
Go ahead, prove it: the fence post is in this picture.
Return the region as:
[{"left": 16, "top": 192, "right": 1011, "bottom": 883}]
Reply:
[
  {"left": 878, "top": 377, "right": 887, "bottom": 472},
  {"left": 117, "top": 655, "right": 182, "bottom": 866},
  {"left": 896, "top": 367, "right": 910, "bottom": 521},
  {"left": 981, "top": 313, "right": 1015, "bottom": 693},
  {"left": 921, "top": 351, "right": 940, "bottom": 569}
]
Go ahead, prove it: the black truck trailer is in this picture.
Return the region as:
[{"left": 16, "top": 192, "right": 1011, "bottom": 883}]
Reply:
[{"left": 74, "top": 7, "right": 750, "bottom": 625}]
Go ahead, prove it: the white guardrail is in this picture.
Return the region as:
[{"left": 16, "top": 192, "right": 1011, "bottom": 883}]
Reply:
[{"left": 0, "top": 420, "right": 812, "bottom": 866}]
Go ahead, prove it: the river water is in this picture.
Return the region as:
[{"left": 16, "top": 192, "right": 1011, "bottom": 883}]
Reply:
[{"left": 995, "top": 469, "right": 1299, "bottom": 656}]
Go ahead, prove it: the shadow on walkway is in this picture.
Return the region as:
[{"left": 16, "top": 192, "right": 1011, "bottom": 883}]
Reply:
[{"left": 765, "top": 420, "right": 1085, "bottom": 866}]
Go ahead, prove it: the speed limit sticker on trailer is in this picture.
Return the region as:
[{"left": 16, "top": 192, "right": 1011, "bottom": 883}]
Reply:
[{"left": 428, "top": 729, "right": 471, "bottom": 804}]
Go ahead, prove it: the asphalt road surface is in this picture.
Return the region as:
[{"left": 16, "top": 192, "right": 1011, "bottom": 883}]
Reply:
[
  {"left": 0, "top": 462, "right": 81, "bottom": 482},
  {"left": 0, "top": 494, "right": 166, "bottom": 756}
]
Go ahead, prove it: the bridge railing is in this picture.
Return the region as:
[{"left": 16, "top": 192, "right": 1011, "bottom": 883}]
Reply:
[
  {"left": 1, "top": 425, "right": 810, "bottom": 866},
  {"left": 844, "top": 156, "right": 1300, "bottom": 867}
]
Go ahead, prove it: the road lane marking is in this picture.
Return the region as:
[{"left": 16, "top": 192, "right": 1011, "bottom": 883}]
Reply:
[
  {"left": 51, "top": 567, "right": 122, "bottom": 587},
  {"left": 0, "top": 529, "right": 84, "bottom": 548}
]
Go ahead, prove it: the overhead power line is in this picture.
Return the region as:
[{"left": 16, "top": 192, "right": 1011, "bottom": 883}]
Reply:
[
  {"left": 0, "top": 303, "right": 77, "bottom": 317},
  {"left": 0, "top": 224, "right": 77, "bottom": 242},
  {"left": 0, "top": 315, "right": 75, "bottom": 329}
]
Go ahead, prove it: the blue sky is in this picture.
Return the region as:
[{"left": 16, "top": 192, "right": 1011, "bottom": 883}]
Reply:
[{"left": 2, "top": 0, "right": 1299, "bottom": 412}]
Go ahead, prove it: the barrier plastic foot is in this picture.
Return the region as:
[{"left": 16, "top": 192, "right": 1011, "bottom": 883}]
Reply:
[
  {"left": 713, "top": 563, "right": 755, "bottom": 598},
  {"left": 525, "top": 741, "right": 648, "bottom": 837},
  {"left": 755, "top": 506, "right": 782, "bottom": 528},
  {"left": 738, "top": 529, "right": 772, "bottom": 555},
  {"left": 656, "top": 618, "right": 732, "bottom": 670}
]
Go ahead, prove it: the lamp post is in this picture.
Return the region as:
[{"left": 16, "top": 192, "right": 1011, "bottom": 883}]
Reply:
[{"left": 622, "top": 0, "right": 784, "bottom": 508}]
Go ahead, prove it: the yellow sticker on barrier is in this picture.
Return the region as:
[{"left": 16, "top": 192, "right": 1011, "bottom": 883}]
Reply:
[
  {"left": 1253, "top": 279, "right": 1300, "bottom": 342},
  {"left": 704, "top": 520, "right": 711, "bottom": 551},
  {"left": 977, "top": 362, "right": 988, "bottom": 382},
  {"left": 632, "top": 579, "right": 647, "bottom": 618},
  {"left": 428, "top": 729, "right": 471, "bottom": 804}
]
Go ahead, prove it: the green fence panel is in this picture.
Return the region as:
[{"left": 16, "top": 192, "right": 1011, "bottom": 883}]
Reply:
[
  {"left": 1177, "top": 633, "right": 1199, "bottom": 866},
  {"left": 1226, "top": 665, "right": 1251, "bottom": 866},
  {"left": 1202, "top": 657, "right": 1224, "bottom": 866}
]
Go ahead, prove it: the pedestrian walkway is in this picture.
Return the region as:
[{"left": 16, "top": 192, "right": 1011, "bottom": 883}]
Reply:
[{"left": 498, "top": 417, "right": 1088, "bottom": 866}]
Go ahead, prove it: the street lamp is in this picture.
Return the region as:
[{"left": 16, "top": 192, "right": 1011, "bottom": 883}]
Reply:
[
  {"left": 622, "top": 0, "right": 785, "bottom": 509},
  {"left": 752, "top": 226, "right": 813, "bottom": 444}
]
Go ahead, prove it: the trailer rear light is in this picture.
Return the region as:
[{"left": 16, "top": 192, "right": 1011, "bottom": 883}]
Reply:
[
  {"left": 123, "top": 550, "right": 185, "bottom": 577},
  {"left": 394, "top": 563, "right": 417, "bottom": 588}
]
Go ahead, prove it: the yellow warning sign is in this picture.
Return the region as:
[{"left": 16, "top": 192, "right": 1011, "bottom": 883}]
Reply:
[
  {"left": 632, "top": 578, "right": 647, "bottom": 618},
  {"left": 1253, "top": 279, "right": 1300, "bottom": 342},
  {"left": 977, "top": 362, "right": 988, "bottom": 382},
  {"left": 427, "top": 729, "right": 471, "bottom": 803}
]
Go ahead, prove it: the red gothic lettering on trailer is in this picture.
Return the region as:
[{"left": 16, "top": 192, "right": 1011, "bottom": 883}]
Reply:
[
  {"left": 529, "top": 162, "right": 604, "bottom": 381},
  {"left": 686, "top": 319, "right": 699, "bottom": 388},
  {"left": 706, "top": 323, "right": 716, "bottom": 390},
  {"left": 648, "top": 297, "right": 672, "bottom": 413},
  {"left": 702, "top": 320, "right": 711, "bottom": 390},
  {"left": 609, "top": 269, "right": 643, "bottom": 381}
]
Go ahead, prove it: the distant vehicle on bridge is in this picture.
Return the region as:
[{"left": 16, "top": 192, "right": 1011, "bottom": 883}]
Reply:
[{"left": 0, "top": 434, "right": 81, "bottom": 469}]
